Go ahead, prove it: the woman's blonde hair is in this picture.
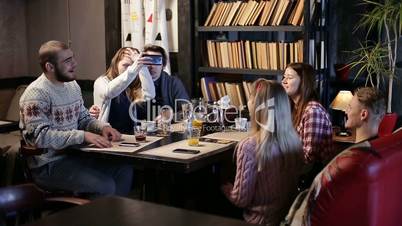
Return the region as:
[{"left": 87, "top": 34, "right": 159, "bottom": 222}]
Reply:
[
  {"left": 105, "top": 47, "right": 143, "bottom": 102},
  {"left": 248, "top": 79, "right": 302, "bottom": 172}
]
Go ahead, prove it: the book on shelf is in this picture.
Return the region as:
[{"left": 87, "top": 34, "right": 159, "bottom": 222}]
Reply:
[
  {"left": 278, "top": 42, "right": 284, "bottom": 69},
  {"left": 237, "top": 1, "right": 256, "bottom": 26},
  {"left": 220, "top": 42, "right": 229, "bottom": 68},
  {"left": 203, "top": 0, "right": 305, "bottom": 27},
  {"left": 240, "top": 41, "right": 247, "bottom": 68},
  {"left": 240, "top": 0, "right": 258, "bottom": 26},
  {"left": 200, "top": 77, "right": 254, "bottom": 108},
  {"left": 290, "top": 0, "right": 304, "bottom": 25},
  {"left": 271, "top": 0, "right": 286, "bottom": 26},
  {"left": 244, "top": 40, "right": 252, "bottom": 69},
  {"left": 218, "top": 2, "right": 232, "bottom": 26},
  {"left": 209, "top": 2, "right": 224, "bottom": 26},
  {"left": 251, "top": 42, "right": 258, "bottom": 69},
  {"left": 224, "top": 1, "right": 242, "bottom": 26},
  {"left": 200, "top": 77, "right": 215, "bottom": 102},
  {"left": 287, "top": 0, "right": 298, "bottom": 23},
  {"left": 224, "top": 83, "right": 239, "bottom": 107},
  {"left": 245, "top": 0, "right": 261, "bottom": 25},
  {"left": 266, "top": 0, "right": 281, "bottom": 25},
  {"left": 260, "top": 0, "right": 273, "bottom": 25},
  {"left": 248, "top": 1, "right": 266, "bottom": 25},
  {"left": 235, "top": 83, "right": 247, "bottom": 107},
  {"left": 202, "top": 39, "right": 303, "bottom": 70},
  {"left": 206, "top": 40, "right": 214, "bottom": 67},
  {"left": 279, "top": 0, "right": 297, "bottom": 25},
  {"left": 204, "top": 2, "right": 218, "bottom": 26},
  {"left": 208, "top": 81, "right": 219, "bottom": 101},
  {"left": 232, "top": 2, "right": 247, "bottom": 26},
  {"left": 277, "top": 0, "right": 294, "bottom": 26},
  {"left": 216, "top": 82, "right": 227, "bottom": 97}
]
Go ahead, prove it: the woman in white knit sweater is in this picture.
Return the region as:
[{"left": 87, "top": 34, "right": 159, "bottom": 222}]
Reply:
[{"left": 90, "top": 47, "right": 155, "bottom": 133}]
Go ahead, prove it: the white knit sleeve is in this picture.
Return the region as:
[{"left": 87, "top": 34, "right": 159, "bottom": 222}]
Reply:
[{"left": 138, "top": 67, "right": 155, "bottom": 101}]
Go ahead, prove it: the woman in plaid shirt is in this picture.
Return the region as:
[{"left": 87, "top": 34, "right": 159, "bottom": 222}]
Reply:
[{"left": 282, "top": 63, "right": 333, "bottom": 184}]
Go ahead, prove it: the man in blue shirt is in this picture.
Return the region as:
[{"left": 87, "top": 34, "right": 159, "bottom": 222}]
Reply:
[{"left": 136, "top": 44, "right": 189, "bottom": 120}]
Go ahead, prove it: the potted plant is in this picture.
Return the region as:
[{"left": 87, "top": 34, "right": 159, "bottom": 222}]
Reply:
[{"left": 347, "top": 0, "right": 401, "bottom": 135}]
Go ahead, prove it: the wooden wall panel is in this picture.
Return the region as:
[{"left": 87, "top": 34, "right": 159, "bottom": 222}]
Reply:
[
  {"left": 69, "top": 0, "right": 106, "bottom": 80},
  {"left": 26, "top": 0, "right": 69, "bottom": 76},
  {"left": 0, "top": 0, "right": 28, "bottom": 78}
]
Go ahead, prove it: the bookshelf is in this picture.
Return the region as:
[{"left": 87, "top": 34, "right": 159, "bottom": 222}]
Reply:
[
  {"left": 199, "top": 67, "right": 283, "bottom": 76},
  {"left": 197, "top": 26, "right": 304, "bottom": 32},
  {"left": 193, "top": 0, "right": 329, "bottom": 107}
]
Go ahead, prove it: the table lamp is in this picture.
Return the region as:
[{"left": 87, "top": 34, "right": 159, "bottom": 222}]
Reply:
[{"left": 330, "top": 90, "right": 353, "bottom": 136}]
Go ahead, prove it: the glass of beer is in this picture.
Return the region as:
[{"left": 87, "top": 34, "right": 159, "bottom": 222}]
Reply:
[{"left": 187, "top": 127, "right": 201, "bottom": 146}]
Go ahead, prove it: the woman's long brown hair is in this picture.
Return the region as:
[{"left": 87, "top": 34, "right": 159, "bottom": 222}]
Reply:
[
  {"left": 286, "top": 63, "right": 318, "bottom": 127},
  {"left": 105, "top": 47, "right": 142, "bottom": 102}
]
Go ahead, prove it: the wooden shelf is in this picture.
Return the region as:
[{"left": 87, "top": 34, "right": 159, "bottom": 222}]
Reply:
[
  {"left": 198, "top": 67, "right": 284, "bottom": 76},
  {"left": 197, "top": 26, "right": 304, "bottom": 32}
]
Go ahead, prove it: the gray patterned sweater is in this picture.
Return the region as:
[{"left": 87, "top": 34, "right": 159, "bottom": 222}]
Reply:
[{"left": 19, "top": 74, "right": 107, "bottom": 168}]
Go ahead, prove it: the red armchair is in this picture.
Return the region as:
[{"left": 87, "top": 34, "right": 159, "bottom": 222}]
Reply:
[{"left": 308, "top": 129, "right": 402, "bottom": 226}]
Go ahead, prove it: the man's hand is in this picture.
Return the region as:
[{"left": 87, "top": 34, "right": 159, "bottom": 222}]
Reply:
[
  {"left": 84, "top": 132, "right": 112, "bottom": 148},
  {"left": 89, "top": 105, "right": 100, "bottom": 119},
  {"left": 102, "top": 126, "right": 121, "bottom": 142}
]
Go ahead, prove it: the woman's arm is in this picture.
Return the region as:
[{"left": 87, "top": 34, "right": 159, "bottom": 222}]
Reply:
[
  {"left": 94, "top": 64, "right": 142, "bottom": 102},
  {"left": 138, "top": 67, "right": 155, "bottom": 100},
  {"left": 301, "top": 105, "right": 333, "bottom": 163},
  {"left": 223, "top": 138, "right": 257, "bottom": 208}
]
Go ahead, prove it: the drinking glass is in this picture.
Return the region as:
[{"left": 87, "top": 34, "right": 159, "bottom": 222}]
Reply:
[
  {"left": 187, "top": 128, "right": 201, "bottom": 146},
  {"left": 143, "top": 121, "right": 156, "bottom": 133},
  {"left": 159, "top": 106, "right": 173, "bottom": 136},
  {"left": 182, "top": 103, "right": 193, "bottom": 121},
  {"left": 134, "top": 125, "right": 147, "bottom": 142},
  {"left": 234, "top": 117, "right": 247, "bottom": 131}
]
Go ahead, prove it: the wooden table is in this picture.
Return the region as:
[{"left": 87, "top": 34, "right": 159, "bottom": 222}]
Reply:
[
  {"left": 23, "top": 196, "right": 252, "bottom": 226},
  {"left": 78, "top": 132, "right": 237, "bottom": 174},
  {"left": 76, "top": 131, "right": 246, "bottom": 205}
]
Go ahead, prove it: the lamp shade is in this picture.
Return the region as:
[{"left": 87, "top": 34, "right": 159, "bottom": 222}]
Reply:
[{"left": 330, "top": 90, "right": 353, "bottom": 111}]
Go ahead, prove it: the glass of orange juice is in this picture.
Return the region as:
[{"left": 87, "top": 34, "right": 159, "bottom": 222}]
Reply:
[{"left": 187, "top": 128, "right": 201, "bottom": 146}]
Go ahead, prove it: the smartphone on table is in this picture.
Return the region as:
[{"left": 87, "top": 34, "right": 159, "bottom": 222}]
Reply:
[
  {"left": 172, "top": 149, "right": 200, "bottom": 154},
  {"left": 119, "top": 142, "right": 140, "bottom": 147}
]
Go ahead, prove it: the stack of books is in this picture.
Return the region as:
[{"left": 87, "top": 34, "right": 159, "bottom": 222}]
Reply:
[
  {"left": 203, "top": 0, "right": 304, "bottom": 27},
  {"left": 206, "top": 40, "right": 303, "bottom": 70}
]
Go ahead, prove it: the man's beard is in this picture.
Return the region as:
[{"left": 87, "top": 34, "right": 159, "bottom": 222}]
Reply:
[{"left": 54, "top": 65, "right": 74, "bottom": 82}]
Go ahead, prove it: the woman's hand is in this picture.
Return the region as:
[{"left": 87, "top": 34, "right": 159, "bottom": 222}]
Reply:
[
  {"left": 124, "top": 48, "right": 140, "bottom": 62},
  {"left": 123, "top": 48, "right": 153, "bottom": 66},
  {"left": 89, "top": 105, "right": 100, "bottom": 119},
  {"left": 221, "top": 183, "right": 233, "bottom": 196},
  {"left": 126, "top": 54, "right": 154, "bottom": 74}
]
